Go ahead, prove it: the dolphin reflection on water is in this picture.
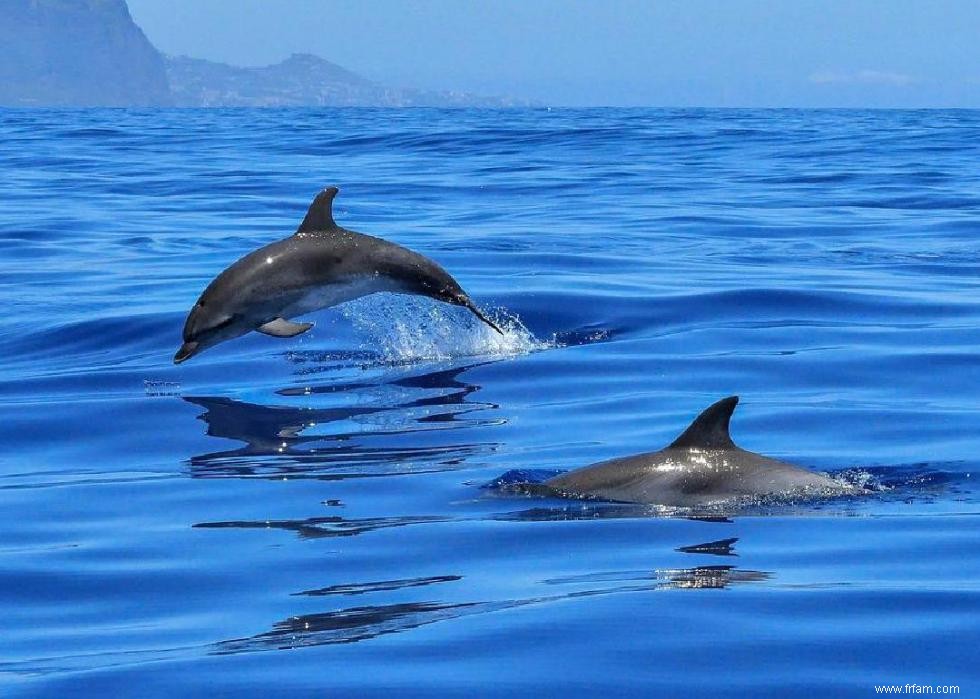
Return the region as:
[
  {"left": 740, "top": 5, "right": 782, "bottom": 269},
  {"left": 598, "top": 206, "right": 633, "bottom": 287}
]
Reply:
[
  {"left": 183, "top": 362, "right": 501, "bottom": 480},
  {"left": 211, "top": 534, "right": 769, "bottom": 654}
]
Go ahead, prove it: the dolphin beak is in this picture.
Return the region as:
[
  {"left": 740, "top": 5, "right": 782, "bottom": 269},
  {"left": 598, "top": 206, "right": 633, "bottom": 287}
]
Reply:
[
  {"left": 173, "top": 341, "right": 199, "bottom": 364},
  {"left": 461, "top": 298, "right": 503, "bottom": 335}
]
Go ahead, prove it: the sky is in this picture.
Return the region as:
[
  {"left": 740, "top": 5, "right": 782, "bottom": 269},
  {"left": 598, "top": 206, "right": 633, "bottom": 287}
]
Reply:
[{"left": 127, "top": 0, "right": 980, "bottom": 107}]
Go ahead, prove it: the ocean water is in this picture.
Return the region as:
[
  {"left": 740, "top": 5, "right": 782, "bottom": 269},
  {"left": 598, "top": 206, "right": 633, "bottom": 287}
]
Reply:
[{"left": 1, "top": 108, "right": 978, "bottom": 697}]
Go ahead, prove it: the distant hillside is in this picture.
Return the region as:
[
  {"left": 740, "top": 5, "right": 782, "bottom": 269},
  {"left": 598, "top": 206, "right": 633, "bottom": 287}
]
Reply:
[
  {"left": 0, "top": 0, "right": 531, "bottom": 108},
  {"left": 0, "top": 0, "right": 171, "bottom": 107},
  {"left": 165, "top": 53, "right": 533, "bottom": 108}
]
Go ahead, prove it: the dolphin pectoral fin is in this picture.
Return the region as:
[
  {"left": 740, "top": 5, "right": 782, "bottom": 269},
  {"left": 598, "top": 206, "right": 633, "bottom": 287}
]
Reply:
[
  {"left": 257, "top": 318, "right": 314, "bottom": 338},
  {"left": 296, "top": 187, "right": 339, "bottom": 233}
]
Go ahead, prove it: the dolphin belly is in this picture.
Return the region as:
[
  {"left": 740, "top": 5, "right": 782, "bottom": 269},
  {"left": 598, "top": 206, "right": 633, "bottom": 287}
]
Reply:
[{"left": 280, "top": 275, "right": 404, "bottom": 318}]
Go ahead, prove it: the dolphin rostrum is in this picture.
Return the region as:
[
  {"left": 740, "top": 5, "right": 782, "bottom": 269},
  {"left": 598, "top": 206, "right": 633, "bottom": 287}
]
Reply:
[
  {"left": 174, "top": 187, "right": 501, "bottom": 363},
  {"left": 544, "top": 396, "right": 852, "bottom": 507}
]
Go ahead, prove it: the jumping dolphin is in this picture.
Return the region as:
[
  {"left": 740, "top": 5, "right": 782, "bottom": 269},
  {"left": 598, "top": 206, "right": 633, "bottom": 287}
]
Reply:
[
  {"left": 174, "top": 187, "right": 502, "bottom": 364},
  {"left": 544, "top": 396, "right": 853, "bottom": 507}
]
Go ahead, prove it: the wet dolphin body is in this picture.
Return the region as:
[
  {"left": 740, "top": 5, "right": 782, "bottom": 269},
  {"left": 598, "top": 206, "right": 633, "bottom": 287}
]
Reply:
[
  {"left": 175, "top": 187, "right": 501, "bottom": 363},
  {"left": 544, "top": 396, "right": 853, "bottom": 507}
]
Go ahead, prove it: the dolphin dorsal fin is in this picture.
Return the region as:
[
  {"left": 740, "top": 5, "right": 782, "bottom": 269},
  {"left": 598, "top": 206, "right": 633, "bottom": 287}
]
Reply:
[
  {"left": 668, "top": 396, "right": 739, "bottom": 449},
  {"left": 296, "top": 186, "right": 339, "bottom": 233}
]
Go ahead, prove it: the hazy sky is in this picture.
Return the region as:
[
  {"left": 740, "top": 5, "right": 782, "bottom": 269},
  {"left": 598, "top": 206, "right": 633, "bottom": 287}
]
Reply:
[{"left": 128, "top": 0, "right": 980, "bottom": 107}]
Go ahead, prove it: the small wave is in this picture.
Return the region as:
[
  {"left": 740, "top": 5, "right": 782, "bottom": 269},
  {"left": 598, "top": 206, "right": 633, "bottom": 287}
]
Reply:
[
  {"left": 832, "top": 463, "right": 970, "bottom": 493},
  {"left": 341, "top": 295, "right": 552, "bottom": 364}
]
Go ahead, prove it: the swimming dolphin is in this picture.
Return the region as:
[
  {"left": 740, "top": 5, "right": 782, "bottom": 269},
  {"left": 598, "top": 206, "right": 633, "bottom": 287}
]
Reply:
[
  {"left": 174, "top": 187, "right": 502, "bottom": 364},
  {"left": 544, "top": 396, "right": 852, "bottom": 507}
]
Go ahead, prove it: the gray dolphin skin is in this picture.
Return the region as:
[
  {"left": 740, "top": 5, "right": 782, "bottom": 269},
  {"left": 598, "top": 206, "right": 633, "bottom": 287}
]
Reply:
[
  {"left": 174, "top": 186, "right": 502, "bottom": 364},
  {"left": 544, "top": 396, "right": 851, "bottom": 507}
]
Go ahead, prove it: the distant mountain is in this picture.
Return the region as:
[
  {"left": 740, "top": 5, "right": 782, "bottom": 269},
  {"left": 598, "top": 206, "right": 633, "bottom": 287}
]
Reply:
[
  {"left": 165, "top": 53, "right": 533, "bottom": 108},
  {"left": 0, "top": 1, "right": 531, "bottom": 108},
  {"left": 0, "top": 0, "right": 171, "bottom": 107}
]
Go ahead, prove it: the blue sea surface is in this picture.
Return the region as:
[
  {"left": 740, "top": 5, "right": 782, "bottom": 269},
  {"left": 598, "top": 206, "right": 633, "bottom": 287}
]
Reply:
[{"left": 1, "top": 108, "right": 978, "bottom": 697}]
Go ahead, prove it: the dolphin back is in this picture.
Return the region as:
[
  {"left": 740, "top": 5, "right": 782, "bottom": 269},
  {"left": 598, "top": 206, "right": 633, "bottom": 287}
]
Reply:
[
  {"left": 293, "top": 188, "right": 501, "bottom": 333},
  {"left": 544, "top": 396, "right": 847, "bottom": 507}
]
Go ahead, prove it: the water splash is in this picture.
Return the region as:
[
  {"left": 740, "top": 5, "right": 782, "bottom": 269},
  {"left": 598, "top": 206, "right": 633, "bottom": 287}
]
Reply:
[
  {"left": 833, "top": 464, "right": 971, "bottom": 494},
  {"left": 341, "top": 294, "right": 552, "bottom": 365}
]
